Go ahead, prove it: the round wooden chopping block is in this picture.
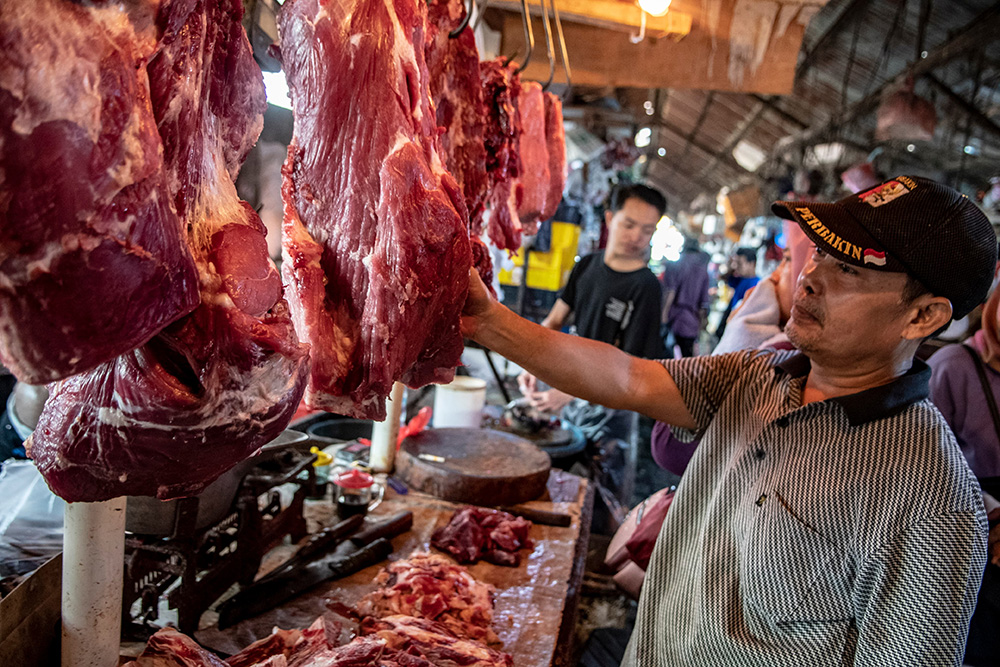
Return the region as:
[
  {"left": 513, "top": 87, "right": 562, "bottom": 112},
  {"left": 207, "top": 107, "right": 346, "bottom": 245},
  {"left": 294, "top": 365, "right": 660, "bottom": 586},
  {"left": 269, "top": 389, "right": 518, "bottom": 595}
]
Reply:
[{"left": 395, "top": 428, "right": 551, "bottom": 505}]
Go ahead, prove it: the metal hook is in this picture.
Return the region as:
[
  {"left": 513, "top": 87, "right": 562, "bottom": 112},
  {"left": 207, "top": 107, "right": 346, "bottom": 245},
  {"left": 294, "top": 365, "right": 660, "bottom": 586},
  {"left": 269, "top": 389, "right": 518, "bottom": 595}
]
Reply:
[
  {"left": 539, "top": 0, "right": 556, "bottom": 89},
  {"left": 551, "top": 0, "right": 572, "bottom": 98},
  {"left": 472, "top": 0, "right": 490, "bottom": 32},
  {"left": 514, "top": 0, "right": 535, "bottom": 74},
  {"left": 629, "top": 9, "right": 647, "bottom": 44},
  {"left": 449, "top": 0, "right": 473, "bottom": 38}
]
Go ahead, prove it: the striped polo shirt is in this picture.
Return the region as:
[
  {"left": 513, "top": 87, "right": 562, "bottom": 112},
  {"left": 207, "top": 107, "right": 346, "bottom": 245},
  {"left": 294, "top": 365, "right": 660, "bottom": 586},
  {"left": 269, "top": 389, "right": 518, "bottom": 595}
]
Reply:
[{"left": 624, "top": 350, "right": 988, "bottom": 667}]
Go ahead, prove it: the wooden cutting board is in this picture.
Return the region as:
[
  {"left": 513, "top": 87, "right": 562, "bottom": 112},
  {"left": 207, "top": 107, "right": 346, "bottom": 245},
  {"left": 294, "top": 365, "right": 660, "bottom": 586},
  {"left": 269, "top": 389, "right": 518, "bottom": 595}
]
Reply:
[{"left": 394, "top": 428, "right": 551, "bottom": 505}]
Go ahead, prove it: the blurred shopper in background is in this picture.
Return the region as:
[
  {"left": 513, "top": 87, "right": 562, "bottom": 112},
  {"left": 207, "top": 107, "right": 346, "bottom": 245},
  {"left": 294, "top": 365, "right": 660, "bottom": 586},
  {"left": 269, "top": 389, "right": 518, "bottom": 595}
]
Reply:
[
  {"left": 713, "top": 246, "right": 760, "bottom": 340},
  {"left": 659, "top": 237, "right": 711, "bottom": 358}
]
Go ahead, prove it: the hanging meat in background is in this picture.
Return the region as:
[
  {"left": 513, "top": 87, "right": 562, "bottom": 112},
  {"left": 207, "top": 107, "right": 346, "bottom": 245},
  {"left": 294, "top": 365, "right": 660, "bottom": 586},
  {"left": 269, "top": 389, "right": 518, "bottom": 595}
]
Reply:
[
  {"left": 425, "top": 0, "right": 496, "bottom": 290},
  {"left": 512, "top": 81, "right": 550, "bottom": 232},
  {"left": 278, "top": 0, "right": 472, "bottom": 420},
  {"left": 0, "top": 0, "right": 200, "bottom": 385},
  {"left": 542, "top": 92, "right": 567, "bottom": 222},
  {"left": 481, "top": 60, "right": 524, "bottom": 252},
  {"left": 29, "top": 0, "right": 309, "bottom": 502}
]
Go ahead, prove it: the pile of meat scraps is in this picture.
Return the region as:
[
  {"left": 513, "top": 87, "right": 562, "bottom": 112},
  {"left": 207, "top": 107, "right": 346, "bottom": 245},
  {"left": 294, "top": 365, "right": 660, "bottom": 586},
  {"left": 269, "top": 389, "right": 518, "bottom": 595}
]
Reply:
[
  {"left": 432, "top": 507, "right": 534, "bottom": 566},
  {"left": 357, "top": 552, "right": 499, "bottom": 644},
  {"left": 3, "top": 0, "right": 307, "bottom": 502},
  {"left": 124, "top": 554, "right": 513, "bottom": 667}
]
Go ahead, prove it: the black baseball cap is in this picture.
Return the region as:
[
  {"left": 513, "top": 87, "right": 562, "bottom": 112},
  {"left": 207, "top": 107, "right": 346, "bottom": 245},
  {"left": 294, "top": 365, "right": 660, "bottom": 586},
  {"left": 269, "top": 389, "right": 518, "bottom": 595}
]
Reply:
[{"left": 772, "top": 175, "right": 997, "bottom": 320}]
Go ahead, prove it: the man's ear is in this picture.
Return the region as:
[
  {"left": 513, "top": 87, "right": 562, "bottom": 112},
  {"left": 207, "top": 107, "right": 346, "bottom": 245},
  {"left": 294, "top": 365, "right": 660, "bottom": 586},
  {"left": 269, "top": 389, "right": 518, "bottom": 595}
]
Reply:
[
  {"left": 604, "top": 209, "right": 613, "bottom": 226},
  {"left": 902, "top": 295, "right": 953, "bottom": 340}
]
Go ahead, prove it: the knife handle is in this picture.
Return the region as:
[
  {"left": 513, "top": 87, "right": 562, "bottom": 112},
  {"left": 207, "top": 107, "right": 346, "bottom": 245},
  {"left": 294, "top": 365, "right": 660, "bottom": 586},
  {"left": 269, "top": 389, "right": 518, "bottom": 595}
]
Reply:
[
  {"left": 349, "top": 511, "right": 413, "bottom": 545},
  {"left": 329, "top": 538, "right": 393, "bottom": 577}
]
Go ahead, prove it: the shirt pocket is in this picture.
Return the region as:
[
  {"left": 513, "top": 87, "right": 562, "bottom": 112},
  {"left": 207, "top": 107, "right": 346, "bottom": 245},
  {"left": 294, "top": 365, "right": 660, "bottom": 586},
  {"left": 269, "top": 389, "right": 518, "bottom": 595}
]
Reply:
[{"left": 740, "top": 493, "right": 853, "bottom": 623}]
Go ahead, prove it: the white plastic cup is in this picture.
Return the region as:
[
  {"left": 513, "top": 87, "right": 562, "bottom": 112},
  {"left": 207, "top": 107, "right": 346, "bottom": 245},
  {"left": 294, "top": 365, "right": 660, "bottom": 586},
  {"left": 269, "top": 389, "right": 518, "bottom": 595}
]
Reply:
[{"left": 433, "top": 376, "right": 487, "bottom": 428}]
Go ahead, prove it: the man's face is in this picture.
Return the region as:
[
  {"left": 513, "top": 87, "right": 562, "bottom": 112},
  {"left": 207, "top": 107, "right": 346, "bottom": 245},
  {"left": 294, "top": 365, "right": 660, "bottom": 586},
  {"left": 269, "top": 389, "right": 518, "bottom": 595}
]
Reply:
[
  {"left": 785, "top": 246, "right": 914, "bottom": 365},
  {"left": 605, "top": 198, "right": 660, "bottom": 260},
  {"left": 731, "top": 254, "right": 755, "bottom": 278}
]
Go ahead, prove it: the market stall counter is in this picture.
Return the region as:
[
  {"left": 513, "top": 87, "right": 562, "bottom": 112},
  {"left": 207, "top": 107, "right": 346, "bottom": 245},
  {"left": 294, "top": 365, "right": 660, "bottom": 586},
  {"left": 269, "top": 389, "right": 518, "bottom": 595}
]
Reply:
[{"left": 190, "top": 468, "right": 593, "bottom": 666}]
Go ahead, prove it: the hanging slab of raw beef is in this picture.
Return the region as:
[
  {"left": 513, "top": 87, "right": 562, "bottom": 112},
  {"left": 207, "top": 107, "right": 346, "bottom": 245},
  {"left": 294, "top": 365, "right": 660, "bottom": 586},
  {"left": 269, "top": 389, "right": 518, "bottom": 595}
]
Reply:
[
  {"left": 481, "top": 60, "right": 524, "bottom": 252},
  {"left": 425, "top": 0, "right": 488, "bottom": 234},
  {"left": 542, "top": 92, "right": 566, "bottom": 222},
  {"left": 0, "top": 0, "right": 200, "bottom": 384},
  {"left": 513, "top": 81, "right": 550, "bottom": 233},
  {"left": 425, "top": 0, "right": 495, "bottom": 288},
  {"left": 29, "top": 0, "right": 309, "bottom": 502},
  {"left": 279, "top": 0, "right": 472, "bottom": 419}
]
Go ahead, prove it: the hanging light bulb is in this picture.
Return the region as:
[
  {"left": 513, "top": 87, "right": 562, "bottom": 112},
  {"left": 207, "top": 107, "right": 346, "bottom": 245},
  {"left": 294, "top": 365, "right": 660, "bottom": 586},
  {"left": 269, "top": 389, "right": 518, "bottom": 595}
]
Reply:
[{"left": 638, "top": 0, "right": 671, "bottom": 17}]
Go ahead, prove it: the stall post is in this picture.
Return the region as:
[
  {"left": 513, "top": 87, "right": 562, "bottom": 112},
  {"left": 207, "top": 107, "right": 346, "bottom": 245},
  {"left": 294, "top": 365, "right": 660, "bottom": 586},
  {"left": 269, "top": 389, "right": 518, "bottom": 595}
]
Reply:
[
  {"left": 369, "top": 382, "right": 404, "bottom": 473},
  {"left": 62, "top": 497, "right": 127, "bottom": 667}
]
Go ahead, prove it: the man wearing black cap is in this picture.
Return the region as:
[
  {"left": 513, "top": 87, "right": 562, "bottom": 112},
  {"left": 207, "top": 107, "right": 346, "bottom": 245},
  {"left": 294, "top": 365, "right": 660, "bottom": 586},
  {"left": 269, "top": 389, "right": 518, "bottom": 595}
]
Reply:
[{"left": 462, "top": 175, "right": 997, "bottom": 666}]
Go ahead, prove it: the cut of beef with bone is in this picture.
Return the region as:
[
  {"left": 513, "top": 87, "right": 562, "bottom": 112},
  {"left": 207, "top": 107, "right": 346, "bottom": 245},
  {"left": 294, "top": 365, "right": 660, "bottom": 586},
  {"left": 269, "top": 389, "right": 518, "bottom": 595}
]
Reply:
[
  {"left": 124, "top": 627, "right": 228, "bottom": 667},
  {"left": 361, "top": 615, "right": 513, "bottom": 667},
  {"left": 28, "top": 0, "right": 308, "bottom": 502},
  {"left": 542, "top": 92, "right": 566, "bottom": 222},
  {"left": 0, "top": 0, "right": 200, "bottom": 384},
  {"left": 278, "top": 0, "right": 472, "bottom": 420},
  {"left": 357, "top": 552, "right": 498, "bottom": 644},
  {"left": 432, "top": 507, "right": 533, "bottom": 567}
]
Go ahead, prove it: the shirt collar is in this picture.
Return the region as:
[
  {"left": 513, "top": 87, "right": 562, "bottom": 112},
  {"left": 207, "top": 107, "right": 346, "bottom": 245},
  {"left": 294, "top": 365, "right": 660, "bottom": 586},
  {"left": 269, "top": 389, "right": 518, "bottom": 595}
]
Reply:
[{"left": 775, "top": 352, "right": 931, "bottom": 426}]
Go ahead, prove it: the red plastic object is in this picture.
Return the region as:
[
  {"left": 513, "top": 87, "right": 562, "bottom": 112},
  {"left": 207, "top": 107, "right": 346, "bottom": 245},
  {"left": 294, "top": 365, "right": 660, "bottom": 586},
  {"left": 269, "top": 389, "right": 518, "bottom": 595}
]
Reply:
[
  {"left": 333, "top": 467, "right": 374, "bottom": 489},
  {"left": 357, "top": 406, "right": 432, "bottom": 448}
]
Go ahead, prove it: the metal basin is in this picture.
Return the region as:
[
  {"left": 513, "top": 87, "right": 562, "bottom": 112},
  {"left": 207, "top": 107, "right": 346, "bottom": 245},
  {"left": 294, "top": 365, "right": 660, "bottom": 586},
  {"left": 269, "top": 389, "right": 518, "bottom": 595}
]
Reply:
[
  {"left": 124, "top": 429, "right": 310, "bottom": 536},
  {"left": 305, "top": 418, "right": 373, "bottom": 444}
]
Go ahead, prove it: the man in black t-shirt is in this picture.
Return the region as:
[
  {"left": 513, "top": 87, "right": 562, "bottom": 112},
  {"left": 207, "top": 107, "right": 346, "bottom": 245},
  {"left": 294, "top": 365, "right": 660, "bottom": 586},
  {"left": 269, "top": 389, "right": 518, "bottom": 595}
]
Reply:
[{"left": 519, "top": 184, "right": 666, "bottom": 415}]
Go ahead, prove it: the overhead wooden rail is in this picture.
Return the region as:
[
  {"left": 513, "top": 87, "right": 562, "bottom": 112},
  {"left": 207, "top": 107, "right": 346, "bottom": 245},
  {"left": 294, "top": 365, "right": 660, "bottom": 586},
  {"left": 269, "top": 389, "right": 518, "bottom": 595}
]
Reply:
[{"left": 485, "top": 0, "right": 692, "bottom": 38}]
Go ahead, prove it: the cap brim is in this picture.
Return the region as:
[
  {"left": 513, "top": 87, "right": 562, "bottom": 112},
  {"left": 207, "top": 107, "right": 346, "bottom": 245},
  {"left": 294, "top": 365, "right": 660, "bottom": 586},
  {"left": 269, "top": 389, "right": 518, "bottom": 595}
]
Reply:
[{"left": 771, "top": 200, "right": 901, "bottom": 271}]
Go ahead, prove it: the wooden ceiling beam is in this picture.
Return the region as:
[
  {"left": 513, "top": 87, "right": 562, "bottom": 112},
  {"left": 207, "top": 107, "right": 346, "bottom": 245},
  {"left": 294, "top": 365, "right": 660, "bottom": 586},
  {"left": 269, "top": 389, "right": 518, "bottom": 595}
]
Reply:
[{"left": 484, "top": 0, "right": 692, "bottom": 38}]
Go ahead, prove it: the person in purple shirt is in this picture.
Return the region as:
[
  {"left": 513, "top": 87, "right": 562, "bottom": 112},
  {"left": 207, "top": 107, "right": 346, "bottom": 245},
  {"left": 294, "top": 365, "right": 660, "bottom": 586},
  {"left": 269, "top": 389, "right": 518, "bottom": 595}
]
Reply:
[
  {"left": 928, "top": 282, "right": 1000, "bottom": 666},
  {"left": 660, "top": 237, "right": 711, "bottom": 357}
]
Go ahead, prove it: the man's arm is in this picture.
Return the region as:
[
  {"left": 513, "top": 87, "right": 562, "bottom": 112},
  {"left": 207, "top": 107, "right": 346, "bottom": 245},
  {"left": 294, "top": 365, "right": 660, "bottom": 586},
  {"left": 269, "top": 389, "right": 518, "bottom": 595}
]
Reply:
[
  {"left": 463, "top": 269, "right": 696, "bottom": 428},
  {"left": 852, "top": 512, "right": 986, "bottom": 665}
]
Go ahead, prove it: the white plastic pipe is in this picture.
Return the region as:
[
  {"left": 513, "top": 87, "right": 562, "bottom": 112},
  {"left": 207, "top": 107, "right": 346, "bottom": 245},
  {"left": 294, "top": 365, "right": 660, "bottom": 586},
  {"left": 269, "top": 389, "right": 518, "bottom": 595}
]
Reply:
[
  {"left": 62, "top": 497, "right": 127, "bottom": 667},
  {"left": 369, "top": 382, "right": 404, "bottom": 473}
]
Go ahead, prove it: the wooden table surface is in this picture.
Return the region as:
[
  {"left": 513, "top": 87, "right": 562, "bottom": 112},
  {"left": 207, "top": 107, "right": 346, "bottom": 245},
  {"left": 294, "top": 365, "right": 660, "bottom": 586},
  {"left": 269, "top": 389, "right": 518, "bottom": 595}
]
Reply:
[{"left": 195, "top": 470, "right": 594, "bottom": 667}]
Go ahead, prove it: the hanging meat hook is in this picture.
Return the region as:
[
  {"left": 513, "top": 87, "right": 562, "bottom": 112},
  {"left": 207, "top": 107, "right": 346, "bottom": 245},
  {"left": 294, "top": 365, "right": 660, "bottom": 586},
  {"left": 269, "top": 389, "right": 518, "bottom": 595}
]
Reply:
[
  {"left": 539, "top": 0, "right": 557, "bottom": 89},
  {"left": 514, "top": 0, "right": 535, "bottom": 73},
  {"left": 449, "top": 0, "right": 474, "bottom": 37},
  {"left": 551, "top": 0, "right": 572, "bottom": 98}
]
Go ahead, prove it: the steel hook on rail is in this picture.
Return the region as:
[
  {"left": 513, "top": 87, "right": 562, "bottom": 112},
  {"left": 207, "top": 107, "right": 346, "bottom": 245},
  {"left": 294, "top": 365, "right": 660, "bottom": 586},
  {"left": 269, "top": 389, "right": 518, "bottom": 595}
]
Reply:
[
  {"left": 514, "top": 0, "right": 535, "bottom": 73},
  {"left": 551, "top": 0, "right": 572, "bottom": 98},
  {"left": 449, "top": 0, "right": 474, "bottom": 37},
  {"left": 539, "top": 0, "right": 557, "bottom": 90}
]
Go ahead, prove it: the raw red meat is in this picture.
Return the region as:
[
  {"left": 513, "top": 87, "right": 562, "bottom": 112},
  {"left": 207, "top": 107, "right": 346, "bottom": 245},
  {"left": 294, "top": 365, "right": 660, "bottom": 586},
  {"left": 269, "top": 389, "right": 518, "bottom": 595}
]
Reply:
[
  {"left": 512, "top": 81, "right": 550, "bottom": 233},
  {"left": 225, "top": 627, "right": 302, "bottom": 667},
  {"left": 28, "top": 0, "right": 308, "bottom": 502},
  {"left": 480, "top": 60, "right": 523, "bottom": 252},
  {"left": 432, "top": 507, "right": 533, "bottom": 567},
  {"left": 541, "top": 92, "right": 566, "bottom": 222},
  {"left": 361, "top": 615, "right": 513, "bottom": 667},
  {"left": 425, "top": 0, "right": 488, "bottom": 235},
  {"left": 357, "top": 552, "right": 498, "bottom": 644},
  {"left": 425, "top": 0, "right": 496, "bottom": 290},
  {"left": 0, "top": 0, "right": 200, "bottom": 384},
  {"left": 294, "top": 636, "right": 434, "bottom": 667},
  {"left": 123, "top": 627, "right": 228, "bottom": 667},
  {"left": 278, "top": 0, "right": 472, "bottom": 420}
]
